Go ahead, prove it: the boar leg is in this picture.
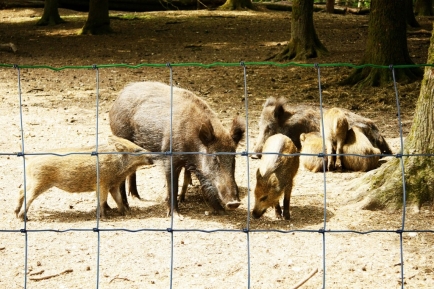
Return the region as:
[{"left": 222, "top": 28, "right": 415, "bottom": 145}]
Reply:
[
  {"left": 274, "top": 204, "right": 283, "bottom": 220},
  {"left": 326, "top": 138, "right": 335, "bottom": 171},
  {"left": 17, "top": 183, "right": 51, "bottom": 220},
  {"left": 109, "top": 186, "right": 128, "bottom": 216},
  {"left": 127, "top": 173, "right": 141, "bottom": 200},
  {"left": 335, "top": 139, "right": 345, "bottom": 171},
  {"left": 15, "top": 189, "right": 25, "bottom": 219},
  {"left": 165, "top": 165, "right": 183, "bottom": 218},
  {"left": 282, "top": 184, "right": 292, "bottom": 220},
  {"left": 119, "top": 179, "right": 130, "bottom": 210},
  {"left": 178, "top": 168, "right": 192, "bottom": 203}
]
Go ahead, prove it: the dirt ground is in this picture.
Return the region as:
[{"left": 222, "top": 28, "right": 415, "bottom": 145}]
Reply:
[{"left": 0, "top": 6, "right": 433, "bottom": 289}]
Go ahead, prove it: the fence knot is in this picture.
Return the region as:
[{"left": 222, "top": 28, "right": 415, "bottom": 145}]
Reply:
[
  {"left": 314, "top": 63, "right": 319, "bottom": 69},
  {"left": 318, "top": 228, "right": 325, "bottom": 234},
  {"left": 242, "top": 228, "right": 249, "bottom": 233},
  {"left": 166, "top": 228, "right": 173, "bottom": 233},
  {"left": 91, "top": 151, "right": 98, "bottom": 156},
  {"left": 241, "top": 151, "right": 248, "bottom": 157},
  {"left": 20, "top": 229, "right": 27, "bottom": 233},
  {"left": 389, "top": 64, "right": 394, "bottom": 70},
  {"left": 166, "top": 62, "right": 171, "bottom": 68},
  {"left": 395, "top": 154, "right": 402, "bottom": 159},
  {"left": 92, "top": 228, "right": 99, "bottom": 232},
  {"left": 239, "top": 61, "right": 245, "bottom": 67},
  {"left": 163, "top": 151, "right": 172, "bottom": 156},
  {"left": 395, "top": 229, "right": 403, "bottom": 235},
  {"left": 92, "top": 64, "right": 97, "bottom": 69},
  {"left": 317, "top": 153, "right": 325, "bottom": 158},
  {"left": 16, "top": 152, "right": 24, "bottom": 157}
]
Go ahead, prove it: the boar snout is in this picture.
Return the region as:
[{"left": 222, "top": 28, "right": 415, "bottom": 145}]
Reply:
[
  {"left": 225, "top": 200, "right": 241, "bottom": 210},
  {"left": 252, "top": 208, "right": 266, "bottom": 219}
]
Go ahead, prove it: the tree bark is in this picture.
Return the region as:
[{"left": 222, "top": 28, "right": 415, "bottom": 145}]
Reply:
[
  {"left": 37, "top": 0, "right": 65, "bottom": 26},
  {"left": 79, "top": 0, "right": 112, "bottom": 35},
  {"left": 341, "top": 0, "right": 422, "bottom": 87},
  {"left": 219, "top": 0, "right": 253, "bottom": 10},
  {"left": 348, "top": 24, "right": 434, "bottom": 211},
  {"left": 405, "top": 0, "right": 420, "bottom": 27},
  {"left": 414, "top": 0, "right": 433, "bottom": 16},
  {"left": 325, "top": 0, "right": 334, "bottom": 13},
  {"left": 274, "top": 0, "right": 328, "bottom": 61}
]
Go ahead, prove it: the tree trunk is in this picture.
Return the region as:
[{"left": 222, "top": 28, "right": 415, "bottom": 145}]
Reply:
[
  {"left": 219, "top": 0, "right": 253, "bottom": 10},
  {"left": 274, "top": 0, "right": 328, "bottom": 61},
  {"left": 37, "top": 0, "right": 65, "bottom": 26},
  {"left": 405, "top": 0, "right": 420, "bottom": 27},
  {"left": 414, "top": 0, "right": 433, "bottom": 16},
  {"left": 79, "top": 0, "right": 112, "bottom": 35},
  {"left": 349, "top": 24, "right": 434, "bottom": 212},
  {"left": 341, "top": 0, "right": 422, "bottom": 87},
  {"left": 326, "top": 0, "right": 334, "bottom": 13}
]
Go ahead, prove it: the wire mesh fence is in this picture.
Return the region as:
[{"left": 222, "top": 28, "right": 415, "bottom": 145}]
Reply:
[{"left": 0, "top": 62, "right": 433, "bottom": 288}]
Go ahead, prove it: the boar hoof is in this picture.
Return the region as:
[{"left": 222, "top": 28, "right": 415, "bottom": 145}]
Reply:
[{"left": 225, "top": 201, "right": 241, "bottom": 210}]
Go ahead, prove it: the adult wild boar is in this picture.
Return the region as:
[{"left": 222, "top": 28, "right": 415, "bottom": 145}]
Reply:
[
  {"left": 253, "top": 97, "right": 391, "bottom": 157},
  {"left": 109, "top": 81, "right": 245, "bottom": 217},
  {"left": 322, "top": 107, "right": 349, "bottom": 171},
  {"left": 252, "top": 134, "right": 299, "bottom": 220},
  {"left": 15, "top": 135, "right": 153, "bottom": 220},
  {"left": 342, "top": 127, "right": 381, "bottom": 172}
]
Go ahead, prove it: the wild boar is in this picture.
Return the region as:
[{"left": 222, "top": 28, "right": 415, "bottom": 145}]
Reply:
[
  {"left": 252, "top": 97, "right": 391, "bottom": 157},
  {"left": 342, "top": 126, "right": 381, "bottom": 172},
  {"left": 109, "top": 81, "right": 245, "bottom": 217},
  {"left": 252, "top": 134, "right": 299, "bottom": 220},
  {"left": 299, "top": 132, "right": 326, "bottom": 173},
  {"left": 322, "top": 107, "right": 349, "bottom": 171},
  {"left": 15, "top": 135, "right": 153, "bottom": 220}
]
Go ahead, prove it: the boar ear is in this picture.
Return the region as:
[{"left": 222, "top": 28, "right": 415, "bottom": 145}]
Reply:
[
  {"left": 231, "top": 116, "right": 246, "bottom": 145},
  {"left": 300, "top": 133, "right": 306, "bottom": 142},
  {"left": 274, "top": 99, "right": 291, "bottom": 126},
  {"left": 199, "top": 119, "right": 216, "bottom": 146},
  {"left": 264, "top": 97, "right": 276, "bottom": 107},
  {"left": 108, "top": 135, "right": 128, "bottom": 152}
]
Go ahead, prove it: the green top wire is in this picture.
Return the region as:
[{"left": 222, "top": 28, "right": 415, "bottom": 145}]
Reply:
[{"left": 1, "top": 62, "right": 433, "bottom": 70}]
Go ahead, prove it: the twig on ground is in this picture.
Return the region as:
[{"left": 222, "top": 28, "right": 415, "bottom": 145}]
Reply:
[
  {"left": 29, "top": 269, "right": 73, "bottom": 281},
  {"left": 0, "top": 43, "right": 17, "bottom": 52},
  {"left": 291, "top": 268, "right": 319, "bottom": 289},
  {"left": 0, "top": 247, "right": 5, "bottom": 250},
  {"left": 109, "top": 276, "right": 131, "bottom": 283},
  {"left": 29, "top": 270, "right": 45, "bottom": 276}
]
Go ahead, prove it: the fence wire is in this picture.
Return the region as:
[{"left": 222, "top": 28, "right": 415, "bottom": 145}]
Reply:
[{"left": 1, "top": 62, "right": 434, "bottom": 289}]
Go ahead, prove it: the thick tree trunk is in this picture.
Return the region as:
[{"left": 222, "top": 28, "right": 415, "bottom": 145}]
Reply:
[
  {"left": 219, "top": 0, "right": 253, "bottom": 10},
  {"left": 405, "top": 0, "right": 420, "bottom": 27},
  {"left": 274, "top": 0, "right": 327, "bottom": 61},
  {"left": 37, "top": 0, "right": 65, "bottom": 26},
  {"left": 325, "top": 0, "right": 334, "bottom": 13},
  {"left": 349, "top": 24, "right": 434, "bottom": 211},
  {"left": 342, "top": 0, "right": 422, "bottom": 87},
  {"left": 79, "top": 0, "right": 112, "bottom": 35},
  {"left": 414, "top": 0, "right": 433, "bottom": 16}
]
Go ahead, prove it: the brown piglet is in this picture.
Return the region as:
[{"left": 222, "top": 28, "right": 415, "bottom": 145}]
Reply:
[{"left": 15, "top": 135, "right": 153, "bottom": 220}]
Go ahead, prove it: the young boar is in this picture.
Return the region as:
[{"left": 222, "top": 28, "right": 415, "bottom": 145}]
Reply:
[
  {"left": 342, "top": 127, "right": 381, "bottom": 172},
  {"left": 252, "top": 134, "right": 299, "bottom": 220},
  {"left": 15, "top": 135, "right": 153, "bottom": 220},
  {"left": 299, "top": 132, "right": 326, "bottom": 173},
  {"left": 252, "top": 97, "right": 391, "bottom": 157},
  {"left": 322, "top": 107, "right": 349, "bottom": 171},
  {"left": 109, "top": 81, "right": 245, "bottom": 217}
]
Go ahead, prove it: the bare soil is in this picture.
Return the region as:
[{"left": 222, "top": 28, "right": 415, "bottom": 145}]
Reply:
[{"left": 0, "top": 6, "right": 433, "bottom": 289}]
